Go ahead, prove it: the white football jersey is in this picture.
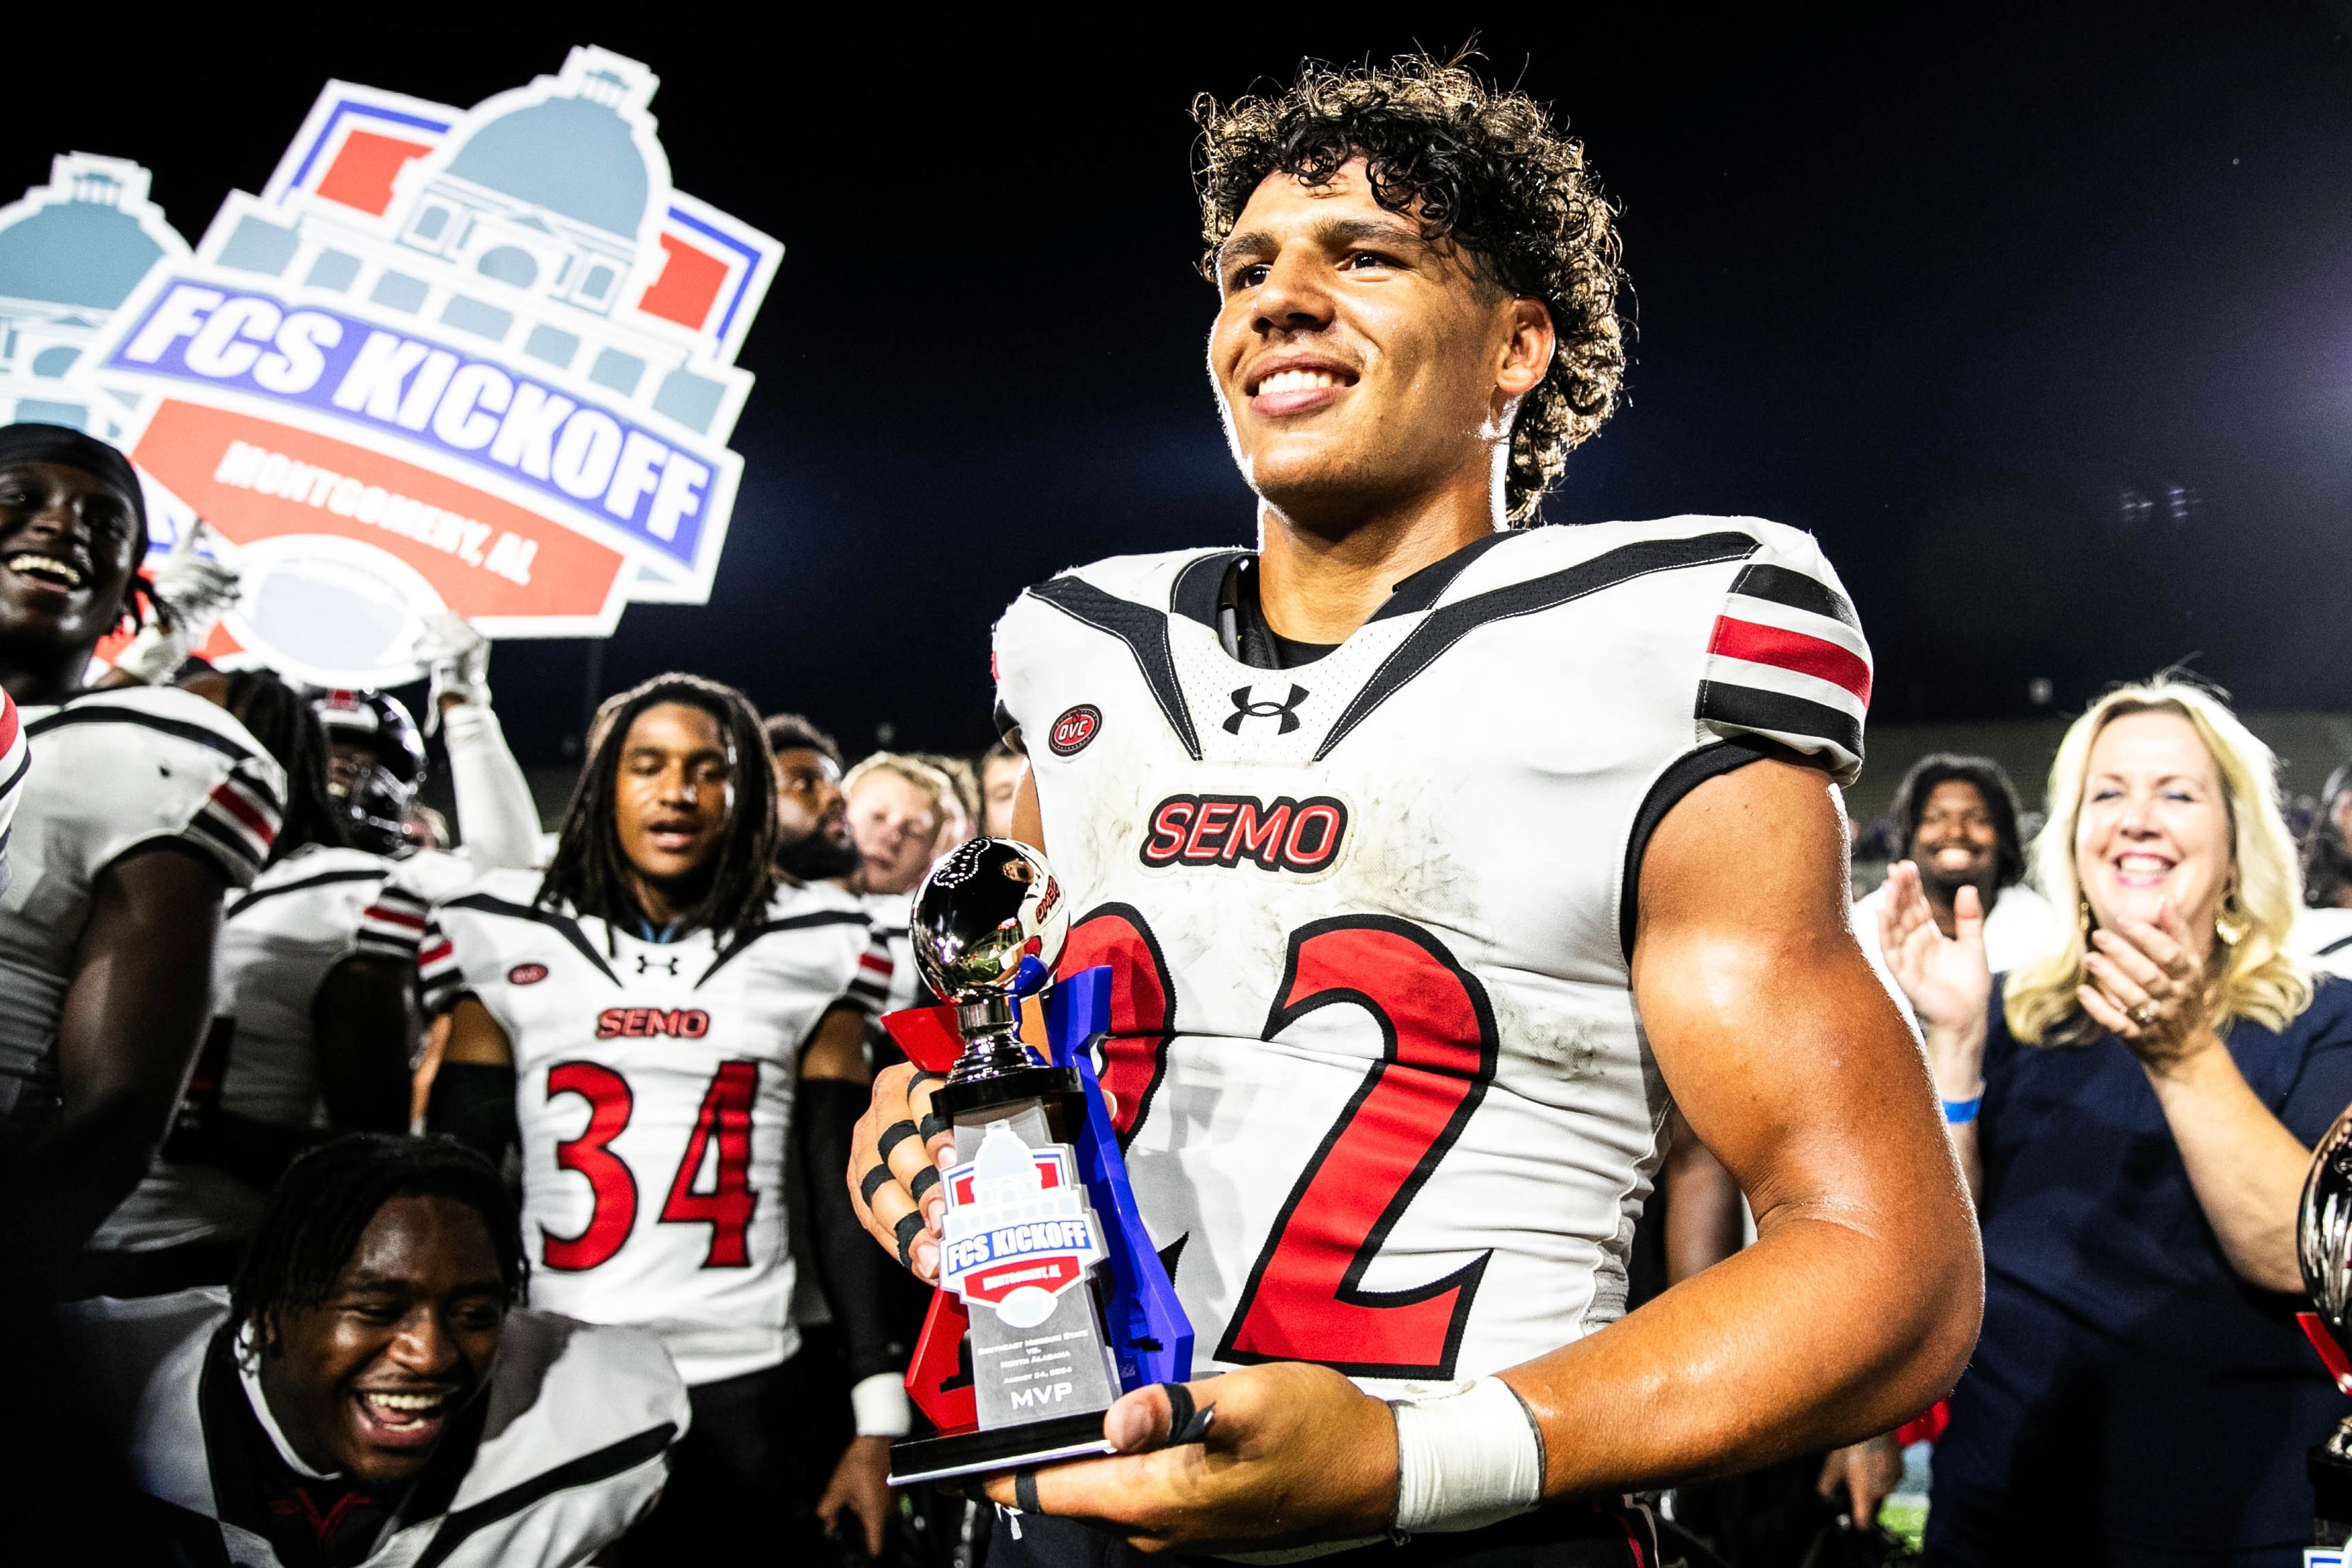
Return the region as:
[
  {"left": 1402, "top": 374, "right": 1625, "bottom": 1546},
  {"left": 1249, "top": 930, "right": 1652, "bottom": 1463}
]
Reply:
[
  {"left": 63, "top": 1287, "right": 687, "bottom": 1568},
  {"left": 2293, "top": 905, "right": 2352, "bottom": 978},
  {"left": 421, "top": 869, "right": 895, "bottom": 1385},
  {"left": 861, "top": 889, "right": 926, "bottom": 1014},
  {"left": 0, "top": 687, "right": 285, "bottom": 1129},
  {"left": 993, "top": 518, "right": 1870, "bottom": 1395},
  {"left": 94, "top": 845, "right": 420, "bottom": 1253}
]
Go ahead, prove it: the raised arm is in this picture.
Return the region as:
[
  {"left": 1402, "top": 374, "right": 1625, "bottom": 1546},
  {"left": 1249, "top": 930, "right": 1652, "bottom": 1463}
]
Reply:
[
  {"left": 1877, "top": 861, "right": 1994, "bottom": 1198},
  {"left": 2080, "top": 901, "right": 2314, "bottom": 1292},
  {"left": 0, "top": 845, "right": 226, "bottom": 1285}
]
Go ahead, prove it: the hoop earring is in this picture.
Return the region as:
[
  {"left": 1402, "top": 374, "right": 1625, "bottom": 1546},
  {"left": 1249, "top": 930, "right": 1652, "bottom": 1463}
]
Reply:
[
  {"left": 2078, "top": 897, "right": 2094, "bottom": 940},
  {"left": 2215, "top": 885, "right": 2248, "bottom": 948}
]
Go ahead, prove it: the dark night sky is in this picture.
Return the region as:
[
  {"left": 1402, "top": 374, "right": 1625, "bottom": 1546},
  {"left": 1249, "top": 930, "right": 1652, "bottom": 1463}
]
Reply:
[{"left": 13, "top": 6, "right": 2352, "bottom": 764}]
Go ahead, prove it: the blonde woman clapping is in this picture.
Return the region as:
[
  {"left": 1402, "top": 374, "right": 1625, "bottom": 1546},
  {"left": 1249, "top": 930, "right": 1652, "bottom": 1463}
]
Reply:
[{"left": 1876, "top": 676, "right": 2352, "bottom": 1565}]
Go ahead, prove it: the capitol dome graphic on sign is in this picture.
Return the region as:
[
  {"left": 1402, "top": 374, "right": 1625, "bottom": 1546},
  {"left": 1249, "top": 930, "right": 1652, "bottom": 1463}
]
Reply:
[
  {"left": 0, "top": 154, "right": 189, "bottom": 441},
  {"left": 78, "top": 41, "right": 783, "bottom": 685},
  {"left": 398, "top": 58, "right": 667, "bottom": 324}
]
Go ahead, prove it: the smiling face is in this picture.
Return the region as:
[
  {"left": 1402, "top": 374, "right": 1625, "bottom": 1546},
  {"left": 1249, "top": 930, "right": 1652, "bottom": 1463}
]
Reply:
[
  {"left": 2075, "top": 709, "right": 2234, "bottom": 952},
  {"left": 1913, "top": 779, "right": 2000, "bottom": 894},
  {"left": 0, "top": 460, "right": 143, "bottom": 658},
  {"left": 1208, "top": 159, "right": 1554, "bottom": 531},
  {"left": 614, "top": 702, "right": 735, "bottom": 913},
  {"left": 257, "top": 1195, "right": 507, "bottom": 1488}
]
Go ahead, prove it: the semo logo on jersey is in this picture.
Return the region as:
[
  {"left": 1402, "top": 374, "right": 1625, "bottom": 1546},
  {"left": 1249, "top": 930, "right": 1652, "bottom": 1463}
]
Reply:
[
  {"left": 1140, "top": 793, "right": 1348, "bottom": 873},
  {"left": 595, "top": 1007, "right": 712, "bottom": 1040}
]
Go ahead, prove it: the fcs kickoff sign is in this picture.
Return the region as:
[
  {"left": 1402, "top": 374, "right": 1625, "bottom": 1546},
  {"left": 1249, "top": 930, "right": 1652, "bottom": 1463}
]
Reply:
[{"left": 71, "top": 45, "right": 781, "bottom": 684}]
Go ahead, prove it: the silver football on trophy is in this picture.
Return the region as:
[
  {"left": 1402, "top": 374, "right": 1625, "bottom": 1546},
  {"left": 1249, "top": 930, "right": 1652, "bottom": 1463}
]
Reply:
[
  {"left": 910, "top": 838, "right": 1071, "bottom": 1006},
  {"left": 2301, "top": 1105, "right": 2352, "bottom": 1330}
]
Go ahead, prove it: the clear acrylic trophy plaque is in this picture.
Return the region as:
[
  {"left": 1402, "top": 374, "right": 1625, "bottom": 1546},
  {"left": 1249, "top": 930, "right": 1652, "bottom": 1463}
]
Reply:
[{"left": 881, "top": 839, "right": 1191, "bottom": 1485}]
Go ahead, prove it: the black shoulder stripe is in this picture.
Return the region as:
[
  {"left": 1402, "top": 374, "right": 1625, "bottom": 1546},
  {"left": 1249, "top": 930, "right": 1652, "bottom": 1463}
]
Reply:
[
  {"left": 26, "top": 704, "right": 266, "bottom": 768},
  {"left": 440, "top": 892, "right": 621, "bottom": 988},
  {"left": 0, "top": 737, "right": 29, "bottom": 802},
  {"left": 1729, "top": 562, "right": 1858, "bottom": 630},
  {"left": 697, "top": 909, "right": 875, "bottom": 988},
  {"left": 226, "top": 865, "right": 386, "bottom": 922},
  {"left": 1317, "top": 531, "right": 1762, "bottom": 761},
  {"left": 1370, "top": 531, "right": 1517, "bottom": 621},
  {"left": 1618, "top": 741, "right": 1789, "bottom": 962},
  {"left": 1695, "top": 680, "right": 1864, "bottom": 766},
  {"left": 180, "top": 813, "right": 263, "bottom": 880},
  {"left": 412, "top": 1421, "right": 678, "bottom": 1568},
  {"left": 1030, "top": 576, "right": 1202, "bottom": 760},
  {"left": 2318, "top": 933, "right": 2352, "bottom": 958},
  {"left": 1171, "top": 550, "right": 1247, "bottom": 630}
]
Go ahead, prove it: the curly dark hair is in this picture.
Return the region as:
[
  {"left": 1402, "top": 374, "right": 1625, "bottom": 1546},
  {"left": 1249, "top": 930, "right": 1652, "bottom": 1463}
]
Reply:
[{"left": 1193, "top": 53, "right": 1626, "bottom": 522}]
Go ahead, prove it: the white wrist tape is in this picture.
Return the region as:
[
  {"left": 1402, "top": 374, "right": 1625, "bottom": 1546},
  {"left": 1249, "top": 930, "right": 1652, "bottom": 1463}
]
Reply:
[
  {"left": 1390, "top": 1377, "right": 1544, "bottom": 1534},
  {"left": 850, "top": 1371, "right": 913, "bottom": 1438}
]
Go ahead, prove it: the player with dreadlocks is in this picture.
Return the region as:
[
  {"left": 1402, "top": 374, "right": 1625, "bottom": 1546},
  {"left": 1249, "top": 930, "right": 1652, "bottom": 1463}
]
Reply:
[
  {"left": 421, "top": 673, "right": 902, "bottom": 1561},
  {"left": 62, "top": 1133, "right": 688, "bottom": 1567},
  {"left": 81, "top": 669, "right": 431, "bottom": 1295},
  {"left": 0, "top": 423, "right": 285, "bottom": 1297},
  {"left": 848, "top": 55, "right": 1981, "bottom": 1563}
]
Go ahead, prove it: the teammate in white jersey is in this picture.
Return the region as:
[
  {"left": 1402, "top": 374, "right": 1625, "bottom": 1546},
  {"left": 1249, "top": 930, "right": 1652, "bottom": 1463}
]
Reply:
[
  {"left": 848, "top": 58, "right": 1980, "bottom": 1563},
  {"left": 84, "top": 670, "right": 420, "bottom": 1295},
  {"left": 424, "top": 674, "right": 902, "bottom": 1561},
  {"left": 0, "top": 423, "right": 288, "bottom": 1292},
  {"left": 64, "top": 1134, "right": 688, "bottom": 1567}
]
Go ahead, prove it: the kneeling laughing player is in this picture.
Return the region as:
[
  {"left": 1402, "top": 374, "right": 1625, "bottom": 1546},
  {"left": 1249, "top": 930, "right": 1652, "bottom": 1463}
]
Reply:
[
  {"left": 64, "top": 1133, "right": 688, "bottom": 1567},
  {"left": 849, "top": 56, "right": 1982, "bottom": 1564}
]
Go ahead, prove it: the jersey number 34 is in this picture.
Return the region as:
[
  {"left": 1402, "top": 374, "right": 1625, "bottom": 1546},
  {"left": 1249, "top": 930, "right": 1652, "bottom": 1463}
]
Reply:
[
  {"left": 538, "top": 1059, "right": 760, "bottom": 1270},
  {"left": 1063, "top": 907, "right": 1500, "bottom": 1382}
]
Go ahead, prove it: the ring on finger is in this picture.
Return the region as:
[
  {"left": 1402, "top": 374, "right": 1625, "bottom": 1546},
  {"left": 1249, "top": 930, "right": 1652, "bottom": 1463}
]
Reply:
[{"left": 2130, "top": 1001, "right": 2157, "bottom": 1027}]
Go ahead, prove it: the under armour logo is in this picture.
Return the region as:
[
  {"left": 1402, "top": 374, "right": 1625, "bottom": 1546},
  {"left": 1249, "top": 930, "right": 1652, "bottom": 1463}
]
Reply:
[
  {"left": 1224, "top": 684, "right": 1310, "bottom": 735},
  {"left": 634, "top": 952, "right": 680, "bottom": 976}
]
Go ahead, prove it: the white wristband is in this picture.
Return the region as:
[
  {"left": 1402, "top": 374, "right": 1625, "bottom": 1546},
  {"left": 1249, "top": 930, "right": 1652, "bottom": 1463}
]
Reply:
[
  {"left": 1390, "top": 1377, "right": 1544, "bottom": 1534},
  {"left": 850, "top": 1371, "right": 912, "bottom": 1438}
]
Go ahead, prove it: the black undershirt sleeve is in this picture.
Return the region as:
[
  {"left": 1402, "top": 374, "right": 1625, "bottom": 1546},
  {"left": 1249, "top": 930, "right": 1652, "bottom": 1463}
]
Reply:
[
  {"left": 425, "top": 1061, "right": 519, "bottom": 1169},
  {"left": 800, "top": 1076, "right": 909, "bottom": 1384}
]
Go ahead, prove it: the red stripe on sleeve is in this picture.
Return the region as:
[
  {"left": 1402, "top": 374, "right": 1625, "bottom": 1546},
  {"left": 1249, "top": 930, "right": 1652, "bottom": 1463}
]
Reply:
[
  {"left": 1708, "top": 616, "right": 1872, "bottom": 706},
  {"left": 419, "top": 940, "right": 454, "bottom": 965},
  {"left": 0, "top": 693, "right": 20, "bottom": 757},
  {"left": 363, "top": 906, "right": 429, "bottom": 930},
  {"left": 208, "top": 781, "right": 279, "bottom": 845}
]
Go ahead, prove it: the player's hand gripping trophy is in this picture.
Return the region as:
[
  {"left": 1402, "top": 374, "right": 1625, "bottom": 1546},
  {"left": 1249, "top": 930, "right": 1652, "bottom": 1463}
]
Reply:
[
  {"left": 880, "top": 839, "right": 1191, "bottom": 1485},
  {"left": 2297, "top": 1106, "right": 2352, "bottom": 1544}
]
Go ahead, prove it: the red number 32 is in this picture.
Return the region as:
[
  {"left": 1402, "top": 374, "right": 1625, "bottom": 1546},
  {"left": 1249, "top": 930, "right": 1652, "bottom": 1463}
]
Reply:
[
  {"left": 1064, "top": 910, "right": 1499, "bottom": 1381},
  {"left": 540, "top": 1059, "right": 761, "bottom": 1270}
]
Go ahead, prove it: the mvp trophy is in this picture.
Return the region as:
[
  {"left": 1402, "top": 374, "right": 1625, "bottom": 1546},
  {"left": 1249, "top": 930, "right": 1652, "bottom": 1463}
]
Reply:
[
  {"left": 2297, "top": 1104, "right": 2352, "bottom": 1549},
  {"left": 881, "top": 839, "right": 1192, "bottom": 1485}
]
